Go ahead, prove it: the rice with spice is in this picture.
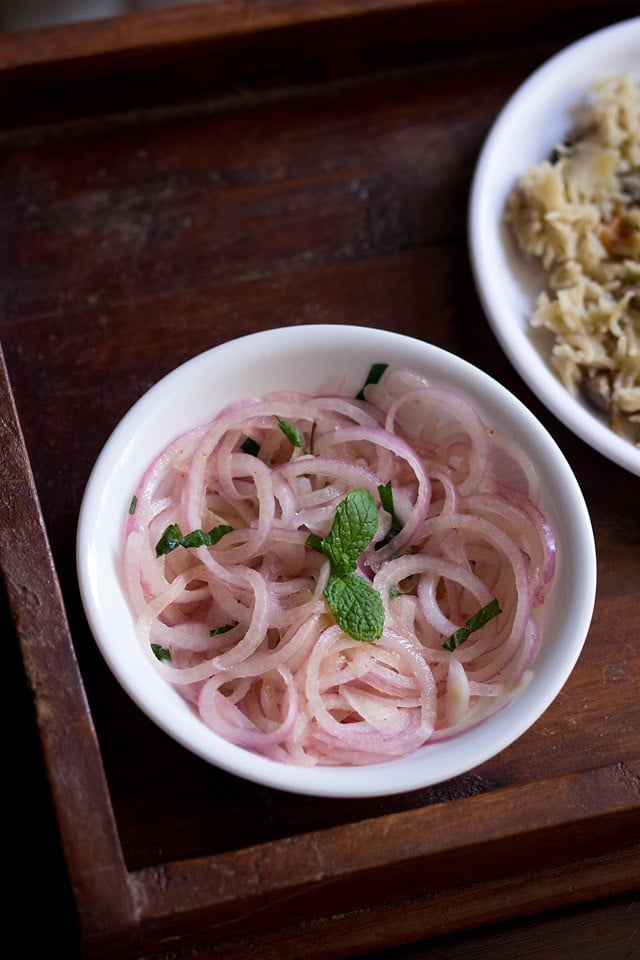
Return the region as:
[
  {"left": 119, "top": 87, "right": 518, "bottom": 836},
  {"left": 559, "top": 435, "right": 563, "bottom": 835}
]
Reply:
[{"left": 506, "top": 72, "right": 640, "bottom": 446}]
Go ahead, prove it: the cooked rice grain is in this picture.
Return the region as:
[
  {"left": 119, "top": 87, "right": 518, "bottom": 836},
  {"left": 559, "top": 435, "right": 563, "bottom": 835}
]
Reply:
[{"left": 506, "top": 73, "right": 640, "bottom": 444}]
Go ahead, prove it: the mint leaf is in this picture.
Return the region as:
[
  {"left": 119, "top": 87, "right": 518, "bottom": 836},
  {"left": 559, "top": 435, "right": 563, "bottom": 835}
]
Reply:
[
  {"left": 376, "top": 481, "right": 402, "bottom": 548},
  {"left": 155, "top": 522, "right": 233, "bottom": 557},
  {"left": 306, "top": 533, "right": 324, "bottom": 553},
  {"left": 306, "top": 490, "right": 385, "bottom": 641},
  {"left": 151, "top": 643, "right": 171, "bottom": 662},
  {"left": 442, "top": 598, "right": 502, "bottom": 651},
  {"left": 128, "top": 494, "right": 137, "bottom": 515},
  {"left": 277, "top": 416, "right": 306, "bottom": 451},
  {"left": 324, "top": 572, "right": 384, "bottom": 642},
  {"left": 356, "top": 362, "right": 388, "bottom": 400},
  {"left": 210, "top": 622, "right": 235, "bottom": 636},
  {"left": 308, "top": 489, "right": 379, "bottom": 576}
]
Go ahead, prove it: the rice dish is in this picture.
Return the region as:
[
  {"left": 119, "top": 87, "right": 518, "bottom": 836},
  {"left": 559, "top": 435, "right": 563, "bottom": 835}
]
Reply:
[{"left": 506, "top": 73, "right": 639, "bottom": 445}]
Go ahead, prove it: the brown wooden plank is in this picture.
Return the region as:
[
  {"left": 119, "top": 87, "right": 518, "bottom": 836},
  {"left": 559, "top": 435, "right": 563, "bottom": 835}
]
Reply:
[
  {"left": 134, "top": 846, "right": 640, "bottom": 959},
  {"left": 0, "top": 0, "right": 637, "bottom": 126},
  {"left": 1, "top": 0, "right": 637, "bottom": 69},
  {"left": 0, "top": 345, "right": 135, "bottom": 953},
  {"left": 1, "top": 2, "right": 639, "bottom": 957},
  {"left": 129, "top": 761, "right": 640, "bottom": 950}
]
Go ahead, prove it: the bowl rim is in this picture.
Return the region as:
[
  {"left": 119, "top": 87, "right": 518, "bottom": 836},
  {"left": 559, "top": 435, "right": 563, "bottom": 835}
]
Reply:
[
  {"left": 467, "top": 17, "right": 640, "bottom": 478},
  {"left": 76, "top": 324, "right": 597, "bottom": 797}
]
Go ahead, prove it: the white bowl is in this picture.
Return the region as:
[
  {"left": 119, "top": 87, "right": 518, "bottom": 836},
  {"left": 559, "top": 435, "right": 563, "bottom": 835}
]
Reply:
[
  {"left": 468, "top": 17, "right": 640, "bottom": 477},
  {"left": 76, "top": 325, "right": 596, "bottom": 797}
]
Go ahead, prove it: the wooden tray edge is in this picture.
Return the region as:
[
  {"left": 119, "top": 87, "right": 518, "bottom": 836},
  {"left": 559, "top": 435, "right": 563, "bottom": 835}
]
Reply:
[
  {"left": 0, "top": 0, "right": 434, "bottom": 69},
  {"left": 0, "top": 343, "right": 134, "bottom": 947},
  {"left": 5, "top": 328, "right": 639, "bottom": 957}
]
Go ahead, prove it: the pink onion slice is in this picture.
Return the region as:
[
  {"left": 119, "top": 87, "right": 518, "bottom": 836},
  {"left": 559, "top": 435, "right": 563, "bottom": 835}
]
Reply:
[{"left": 124, "top": 366, "right": 556, "bottom": 766}]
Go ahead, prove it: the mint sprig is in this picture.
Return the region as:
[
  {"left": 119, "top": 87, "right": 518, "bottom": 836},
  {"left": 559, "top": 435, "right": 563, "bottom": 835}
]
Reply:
[
  {"left": 376, "top": 481, "right": 402, "bottom": 548},
  {"left": 356, "top": 362, "right": 388, "bottom": 400},
  {"left": 442, "top": 598, "right": 502, "bottom": 651},
  {"left": 323, "top": 572, "right": 385, "bottom": 642},
  {"left": 315, "top": 488, "right": 379, "bottom": 576},
  {"left": 307, "top": 489, "right": 384, "bottom": 642},
  {"left": 151, "top": 643, "right": 171, "bottom": 662},
  {"left": 277, "top": 416, "right": 307, "bottom": 452},
  {"left": 210, "top": 623, "right": 235, "bottom": 636},
  {"left": 155, "top": 522, "right": 233, "bottom": 557}
]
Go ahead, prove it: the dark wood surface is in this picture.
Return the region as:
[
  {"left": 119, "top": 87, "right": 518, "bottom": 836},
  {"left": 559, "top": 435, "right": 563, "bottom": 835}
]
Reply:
[{"left": 2, "top": 2, "right": 639, "bottom": 957}]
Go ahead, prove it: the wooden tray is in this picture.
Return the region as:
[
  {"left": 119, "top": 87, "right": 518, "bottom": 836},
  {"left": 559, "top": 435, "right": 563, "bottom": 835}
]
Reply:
[{"left": 2, "top": 3, "right": 638, "bottom": 958}]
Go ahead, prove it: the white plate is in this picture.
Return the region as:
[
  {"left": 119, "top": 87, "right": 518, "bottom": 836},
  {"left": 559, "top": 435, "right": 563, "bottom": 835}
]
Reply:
[{"left": 468, "top": 18, "right": 640, "bottom": 477}]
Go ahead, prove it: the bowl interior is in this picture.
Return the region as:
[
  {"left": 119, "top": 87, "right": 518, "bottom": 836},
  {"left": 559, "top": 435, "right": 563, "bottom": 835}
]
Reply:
[
  {"left": 468, "top": 17, "right": 640, "bottom": 477},
  {"left": 77, "top": 325, "right": 596, "bottom": 797}
]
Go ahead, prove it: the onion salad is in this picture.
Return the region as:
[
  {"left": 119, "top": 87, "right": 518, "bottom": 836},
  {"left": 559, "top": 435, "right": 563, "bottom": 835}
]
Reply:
[{"left": 123, "top": 365, "right": 556, "bottom": 767}]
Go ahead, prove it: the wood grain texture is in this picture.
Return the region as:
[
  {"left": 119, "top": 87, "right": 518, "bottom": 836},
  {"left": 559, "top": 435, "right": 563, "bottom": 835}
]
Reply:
[
  {"left": 1, "top": 0, "right": 638, "bottom": 125},
  {"left": 0, "top": 348, "right": 140, "bottom": 953},
  {"left": 2, "top": 1, "right": 639, "bottom": 957}
]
